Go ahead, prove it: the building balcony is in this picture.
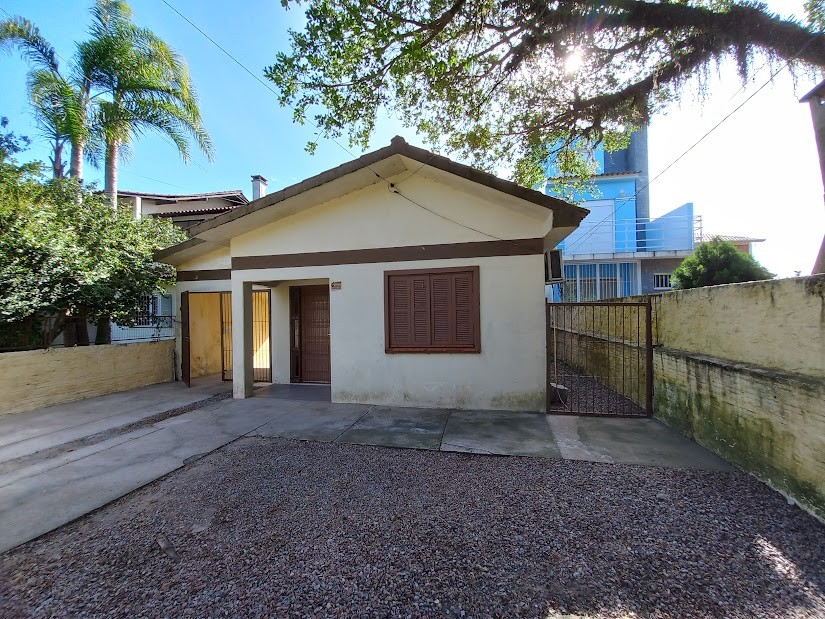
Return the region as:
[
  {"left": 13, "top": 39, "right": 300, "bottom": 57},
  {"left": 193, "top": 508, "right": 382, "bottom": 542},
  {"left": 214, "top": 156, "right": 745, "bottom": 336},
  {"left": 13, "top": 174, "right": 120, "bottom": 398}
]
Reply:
[{"left": 559, "top": 211, "right": 702, "bottom": 258}]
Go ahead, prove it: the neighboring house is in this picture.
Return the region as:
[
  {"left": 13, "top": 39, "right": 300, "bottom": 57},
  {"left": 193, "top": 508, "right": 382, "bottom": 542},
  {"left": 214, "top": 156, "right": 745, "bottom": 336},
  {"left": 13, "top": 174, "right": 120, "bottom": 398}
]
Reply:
[
  {"left": 111, "top": 186, "right": 254, "bottom": 343},
  {"left": 697, "top": 233, "right": 765, "bottom": 256},
  {"left": 543, "top": 127, "right": 700, "bottom": 300},
  {"left": 542, "top": 128, "right": 767, "bottom": 298},
  {"left": 119, "top": 188, "right": 250, "bottom": 230},
  {"left": 157, "top": 136, "right": 586, "bottom": 412},
  {"left": 643, "top": 234, "right": 767, "bottom": 291}
]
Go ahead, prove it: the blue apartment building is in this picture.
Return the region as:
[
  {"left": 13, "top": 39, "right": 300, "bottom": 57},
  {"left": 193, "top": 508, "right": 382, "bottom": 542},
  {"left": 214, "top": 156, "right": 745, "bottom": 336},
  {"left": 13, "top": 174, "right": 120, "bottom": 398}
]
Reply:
[{"left": 544, "top": 128, "right": 699, "bottom": 300}]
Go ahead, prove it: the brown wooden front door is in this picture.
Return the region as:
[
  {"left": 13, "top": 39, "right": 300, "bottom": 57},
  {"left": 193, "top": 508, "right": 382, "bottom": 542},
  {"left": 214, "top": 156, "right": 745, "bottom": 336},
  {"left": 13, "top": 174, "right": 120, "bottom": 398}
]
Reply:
[{"left": 290, "top": 285, "right": 331, "bottom": 383}]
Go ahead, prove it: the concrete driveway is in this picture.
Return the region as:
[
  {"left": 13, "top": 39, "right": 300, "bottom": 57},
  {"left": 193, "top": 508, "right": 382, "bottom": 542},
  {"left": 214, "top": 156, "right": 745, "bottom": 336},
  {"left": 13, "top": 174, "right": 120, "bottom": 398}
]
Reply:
[{"left": 0, "top": 380, "right": 729, "bottom": 552}]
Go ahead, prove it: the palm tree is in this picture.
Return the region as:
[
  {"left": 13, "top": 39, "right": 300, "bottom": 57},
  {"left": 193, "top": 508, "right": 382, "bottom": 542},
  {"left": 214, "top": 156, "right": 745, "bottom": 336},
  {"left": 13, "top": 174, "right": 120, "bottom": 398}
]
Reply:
[
  {"left": 0, "top": 17, "right": 87, "bottom": 180},
  {"left": 2, "top": 1, "right": 213, "bottom": 200},
  {"left": 2, "top": 1, "right": 213, "bottom": 343},
  {"left": 80, "top": 11, "right": 214, "bottom": 204}
]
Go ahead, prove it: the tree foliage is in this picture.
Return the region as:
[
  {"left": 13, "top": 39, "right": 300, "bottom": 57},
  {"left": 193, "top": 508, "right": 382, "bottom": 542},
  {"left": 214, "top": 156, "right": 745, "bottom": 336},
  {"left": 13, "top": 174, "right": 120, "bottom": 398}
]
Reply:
[
  {"left": 268, "top": 0, "right": 825, "bottom": 184},
  {"left": 0, "top": 133, "right": 186, "bottom": 347},
  {"left": 671, "top": 238, "right": 774, "bottom": 289}
]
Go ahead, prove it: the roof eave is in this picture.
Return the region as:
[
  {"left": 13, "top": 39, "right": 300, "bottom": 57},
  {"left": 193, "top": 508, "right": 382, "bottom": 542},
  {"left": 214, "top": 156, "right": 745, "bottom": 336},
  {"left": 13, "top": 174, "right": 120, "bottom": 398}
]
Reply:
[
  {"left": 801, "top": 79, "right": 825, "bottom": 103},
  {"left": 156, "top": 137, "right": 587, "bottom": 263}
]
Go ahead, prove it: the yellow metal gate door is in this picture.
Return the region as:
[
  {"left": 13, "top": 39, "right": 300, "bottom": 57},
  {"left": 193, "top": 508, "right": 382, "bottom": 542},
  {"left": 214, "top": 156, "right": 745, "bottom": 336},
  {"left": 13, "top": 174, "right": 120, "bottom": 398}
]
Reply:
[{"left": 219, "top": 290, "right": 272, "bottom": 383}]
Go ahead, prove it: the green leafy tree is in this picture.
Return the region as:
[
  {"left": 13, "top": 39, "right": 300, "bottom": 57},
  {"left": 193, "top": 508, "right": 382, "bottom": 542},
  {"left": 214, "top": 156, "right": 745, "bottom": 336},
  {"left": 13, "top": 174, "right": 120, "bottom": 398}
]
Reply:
[
  {"left": 0, "top": 134, "right": 186, "bottom": 349},
  {"left": 0, "top": 116, "right": 30, "bottom": 159},
  {"left": 671, "top": 238, "right": 774, "bottom": 289},
  {"left": 268, "top": 0, "right": 825, "bottom": 184}
]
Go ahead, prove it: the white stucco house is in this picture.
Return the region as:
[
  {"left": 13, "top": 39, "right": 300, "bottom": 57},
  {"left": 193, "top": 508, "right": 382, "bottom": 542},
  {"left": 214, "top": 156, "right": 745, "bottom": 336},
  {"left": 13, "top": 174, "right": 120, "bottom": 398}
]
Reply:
[{"left": 156, "top": 137, "right": 587, "bottom": 412}]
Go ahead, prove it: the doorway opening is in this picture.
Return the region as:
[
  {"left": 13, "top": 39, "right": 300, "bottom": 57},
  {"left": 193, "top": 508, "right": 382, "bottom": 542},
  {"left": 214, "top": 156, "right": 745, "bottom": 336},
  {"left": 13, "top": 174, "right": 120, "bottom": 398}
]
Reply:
[
  {"left": 180, "top": 289, "right": 272, "bottom": 386},
  {"left": 289, "top": 285, "right": 331, "bottom": 384}
]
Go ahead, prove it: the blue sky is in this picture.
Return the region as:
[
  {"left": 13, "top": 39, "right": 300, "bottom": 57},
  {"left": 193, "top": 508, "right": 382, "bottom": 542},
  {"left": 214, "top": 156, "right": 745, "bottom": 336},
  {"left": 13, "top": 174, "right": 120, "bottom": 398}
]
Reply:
[{"left": 1, "top": 0, "right": 823, "bottom": 277}]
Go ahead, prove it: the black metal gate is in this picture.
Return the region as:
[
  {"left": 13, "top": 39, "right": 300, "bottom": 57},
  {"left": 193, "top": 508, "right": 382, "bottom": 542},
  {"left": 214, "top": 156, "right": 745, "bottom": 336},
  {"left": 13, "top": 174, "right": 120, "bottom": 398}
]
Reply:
[{"left": 546, "top": 300, "right": 653, "bottom": 417}]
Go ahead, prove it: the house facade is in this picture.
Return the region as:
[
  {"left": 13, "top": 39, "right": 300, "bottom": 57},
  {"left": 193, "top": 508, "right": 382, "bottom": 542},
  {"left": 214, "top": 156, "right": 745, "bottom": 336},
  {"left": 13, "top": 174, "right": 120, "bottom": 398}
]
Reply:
[
  {"left": 108, "top": 189, "right": 251, "bottom": 343},
  {"left": 543, "top": 127, "right": 702, "bottom": 300},
  {"left": 157, "top": 137, "right": 586, "bottom": 411},
  {"left": 543, "top": 128, "right": 770, "bottom": 298},
  {"left": 119, "top": 188, "right": 249, "bottom": 229}
]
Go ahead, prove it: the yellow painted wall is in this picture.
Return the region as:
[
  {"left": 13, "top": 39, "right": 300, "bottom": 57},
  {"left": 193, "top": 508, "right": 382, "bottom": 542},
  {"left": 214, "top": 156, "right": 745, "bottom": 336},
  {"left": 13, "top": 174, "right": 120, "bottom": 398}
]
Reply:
[
  {"left": 0, "top": 340, "right": 175, "bottom": 416},
  {"left": 652, "top": 277, "right": 824, "bottom": 378},
  {"left": 189, "top": 293, "right": 223, "bottom": 378}
]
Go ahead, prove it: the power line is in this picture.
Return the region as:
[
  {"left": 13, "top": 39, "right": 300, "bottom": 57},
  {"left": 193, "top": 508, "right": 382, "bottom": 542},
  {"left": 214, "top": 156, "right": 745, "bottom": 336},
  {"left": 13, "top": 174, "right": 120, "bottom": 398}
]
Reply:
[
  {"left": 564, "top": 53, "right": 806, "bottom": 254},
  {"left": 120, "top": 171, "right": 189, "bottom": 190},
  {"left": 1, "top": 5, "right": 212, "bottom": 177},
  {"left": 159, "top": 0, "right": 537, "bottom": 251},
  {"left": 159, "top": 0, "right": 368, "bottom": 167},
  {"left": 387, "top": 182, "right": 542, "bottom": 253}
]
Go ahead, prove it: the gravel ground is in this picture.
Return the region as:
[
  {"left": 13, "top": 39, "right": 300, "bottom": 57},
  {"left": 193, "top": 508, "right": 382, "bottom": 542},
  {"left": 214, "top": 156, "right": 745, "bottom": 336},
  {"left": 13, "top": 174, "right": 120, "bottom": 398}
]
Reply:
[
  {"left": 2, "top": 438, "right": 824, "bottom": 618},
  {"left": 548, "top": 361, "right": 645, "bottom": 417}
]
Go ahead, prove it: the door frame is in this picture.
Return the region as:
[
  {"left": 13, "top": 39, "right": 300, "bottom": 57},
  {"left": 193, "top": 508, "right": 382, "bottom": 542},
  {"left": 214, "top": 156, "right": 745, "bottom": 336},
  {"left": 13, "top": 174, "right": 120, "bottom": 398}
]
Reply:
[
  {"left": 181, "top": 290, "right": 233, "bottom": 387},
  {"left": 289, "top": 286, "right": 302, "bottom": 382},
  {"left": 180, "top": 291, "right": 190, "bottom": 387},
  {"left": 289, "top": 284, "right": 331, "bottom": 384},
  {"left": 251, "top": 289, "right": 273, "bottom": 383}
]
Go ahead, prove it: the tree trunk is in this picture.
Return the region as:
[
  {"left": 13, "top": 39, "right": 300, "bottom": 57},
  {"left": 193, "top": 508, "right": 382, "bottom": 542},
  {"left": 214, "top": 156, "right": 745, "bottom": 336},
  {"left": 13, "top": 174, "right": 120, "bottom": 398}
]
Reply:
[
  {"left": 51, "top": 141, "right": 65, "bottom": 179},
  {"left": 44, "top": 309, "right": 69, "bottom": 348},
  {"left": 76, "top": 313, "right": 90, "bottom": 346},
  {"left": 69, "top": 140, "right": 84, "bottom": 182},
  {"left": 94, "top": 317, "right": 112, "bottom": 345},
  {"left": 62, "top": 312, "right": 91, "bottom": 347},
  {"left": 104, "top": 139, "right": 119, "bottom": 207}
]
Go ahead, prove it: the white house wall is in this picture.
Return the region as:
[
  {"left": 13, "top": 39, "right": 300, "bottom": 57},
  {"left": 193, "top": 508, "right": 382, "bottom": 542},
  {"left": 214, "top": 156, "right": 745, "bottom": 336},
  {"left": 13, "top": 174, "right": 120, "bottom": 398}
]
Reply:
[
  {"left": 233, "top": 173, "right": 549, "bottom": 254},
  {"left": 177, "top": 247, "right": 231, "bottom": 272},
  {"left": 224, "top": 175, "right": 548, "bottom": 411},
  {"left": 233, "top": 256, "right": 546, "bottom": 411}
]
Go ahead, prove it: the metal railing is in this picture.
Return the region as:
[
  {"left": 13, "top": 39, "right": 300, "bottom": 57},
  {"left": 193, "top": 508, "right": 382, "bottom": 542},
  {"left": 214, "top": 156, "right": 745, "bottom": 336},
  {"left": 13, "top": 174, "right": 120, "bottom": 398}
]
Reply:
[
  {"left": 110, "top": 315, "right": 175, "bottom": 343},
  {"left": 561, "top": 215, "right": 703, "bottom": 255}
]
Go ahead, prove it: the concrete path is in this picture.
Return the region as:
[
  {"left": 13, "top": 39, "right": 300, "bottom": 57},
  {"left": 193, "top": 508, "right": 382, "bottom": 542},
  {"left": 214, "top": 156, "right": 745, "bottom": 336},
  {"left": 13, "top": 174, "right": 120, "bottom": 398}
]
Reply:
[
  {"left": 0, "top": 381, "right": 730, "bottom": 553},
  {"left": 0, "top": 378, "right": 229, "bottom": 466}
]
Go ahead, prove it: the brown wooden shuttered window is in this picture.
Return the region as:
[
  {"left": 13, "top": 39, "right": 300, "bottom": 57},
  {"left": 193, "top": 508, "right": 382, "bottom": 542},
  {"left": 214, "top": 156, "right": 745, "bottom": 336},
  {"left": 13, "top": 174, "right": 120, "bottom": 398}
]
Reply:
[{"left": 384, "top": 266, "right": 480, "bottom": 353}]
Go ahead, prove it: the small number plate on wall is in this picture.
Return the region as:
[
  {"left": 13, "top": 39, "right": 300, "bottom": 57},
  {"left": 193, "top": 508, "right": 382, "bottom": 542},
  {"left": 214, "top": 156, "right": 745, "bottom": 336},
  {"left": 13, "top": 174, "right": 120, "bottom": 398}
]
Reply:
[{"left": 330, "top": 281, "right": 342, "bottom": 290}]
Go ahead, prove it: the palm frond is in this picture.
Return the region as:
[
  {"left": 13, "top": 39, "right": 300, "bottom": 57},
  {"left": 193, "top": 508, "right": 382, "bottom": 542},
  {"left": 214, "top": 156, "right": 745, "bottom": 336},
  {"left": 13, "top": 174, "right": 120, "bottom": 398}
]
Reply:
[
  {"left": 89, "top": 0, "right": 132, "bottom": 39},
  {"left": 0, "top": 16, "right": 60, "bottom": 74}
]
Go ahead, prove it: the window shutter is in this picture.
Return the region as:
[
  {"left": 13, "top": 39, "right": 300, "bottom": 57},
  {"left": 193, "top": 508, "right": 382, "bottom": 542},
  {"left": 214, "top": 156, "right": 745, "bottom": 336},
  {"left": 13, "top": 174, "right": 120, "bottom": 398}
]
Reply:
[
  {"left": 385, "top": 266, "right": 479, "bottom": 352},
  {"left": 389, "top": 276, "right": 411, "bottom": 348},
  {"left": 453, "top": 272, "right": 474, "bottom": 347},
  {"left": 430, "top": 274, "right": 452, "bottom": 345},
  {"left": 410, "top": 276, "right": 431, "bottom": 346}
]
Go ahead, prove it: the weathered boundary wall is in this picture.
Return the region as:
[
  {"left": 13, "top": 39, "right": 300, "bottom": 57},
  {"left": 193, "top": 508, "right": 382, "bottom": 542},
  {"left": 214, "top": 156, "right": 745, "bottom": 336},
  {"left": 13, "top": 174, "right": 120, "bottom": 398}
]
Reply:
[
  {"left": 550, "top": 275, "right": 825, "bottom": 521},
  {"left": 0, "top": 340, "right": 175, "bottom": 416}
]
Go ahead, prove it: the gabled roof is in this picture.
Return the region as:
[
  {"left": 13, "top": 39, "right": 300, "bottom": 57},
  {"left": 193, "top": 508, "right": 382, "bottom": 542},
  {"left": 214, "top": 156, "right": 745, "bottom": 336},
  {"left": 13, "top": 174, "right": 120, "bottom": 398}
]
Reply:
[
  {"left": 156, "top": 136, "right": 587, "bottom": 264},
  {"left": 119, "top": 189, "right": 249, "bottom": 206}
]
